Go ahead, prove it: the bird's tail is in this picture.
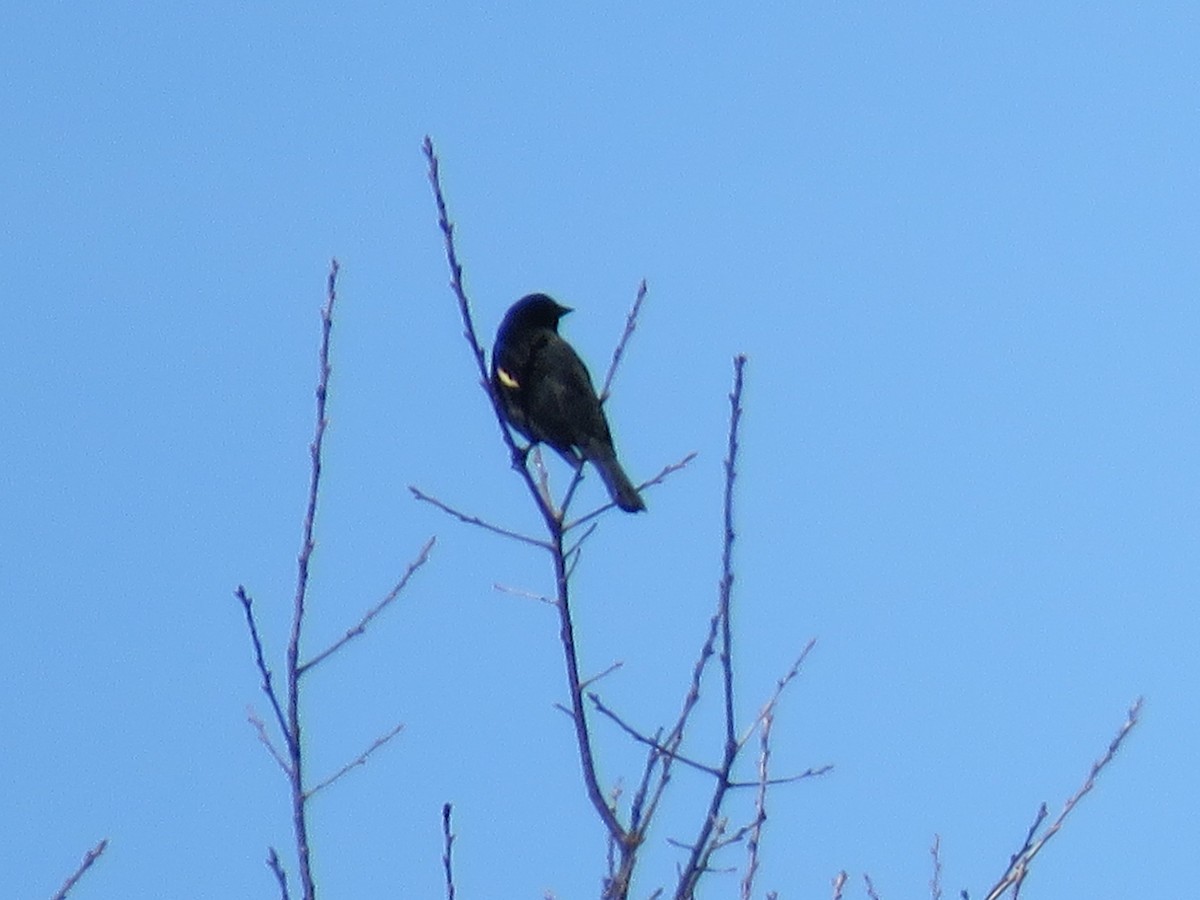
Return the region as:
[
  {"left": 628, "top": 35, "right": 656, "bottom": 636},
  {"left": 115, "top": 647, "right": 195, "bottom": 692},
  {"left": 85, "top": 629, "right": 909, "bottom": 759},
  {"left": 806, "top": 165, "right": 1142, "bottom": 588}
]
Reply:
[{"left": 586, "top": 444, "right": 646, "bottom": 513}]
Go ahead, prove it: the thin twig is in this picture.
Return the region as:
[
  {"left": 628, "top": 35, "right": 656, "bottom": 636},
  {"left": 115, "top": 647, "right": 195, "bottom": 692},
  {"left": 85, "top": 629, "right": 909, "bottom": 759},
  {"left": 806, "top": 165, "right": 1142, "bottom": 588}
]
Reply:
[
  {"left": 675, "top": 355, "right": 747, "bottom": 900},
  {"left": 305, "top": 722, "right": 406, "bottom": 799},
  {"left": 563, "top": 521, "right": 599, "bottom": 563},
  {"left": 552, "top": 526, "right": 626, "bottom": 844},
  {"left": 563, "top": 520, "right": 598, "bottom": 579},
  {"left": 301, "top": 536, "right": 436, "bottom": 673},
  {"left": 605, "top": 782, "right": 625, "bottom": 891},
  {"left": 599, "top": 280, "right": 649, "bottom": 403},
  {"left": 580, "top": 660, "right": 625, "bottom": 692},
  {"left": 236, "top": 587, "right": 292, "bottom": 754},
  {"left": 493, "top": 582, "right": 557, "bottom": 606},
  {"left": 423, "top": 137, "right": 488, "bottom": 382},
  {"left": 285, "top": 257, "right": 340, "bottom": 900},
  {"left": 832, "top": 871, "right": 848, "bottom": 900},
  {"left": 864, "top": 873, "right": 881, "bottom": 900},
  {"left": 593, "top": 689, "right": 829, "bottom": 787},
  {"left": 639, "top": 451, "right": 700, "bottom": 491},
  {"left": 983, "top": 697, "right": 1143, "bottom": 900},
  {"left": 248, "top": 706, "right": 291, "bottom": 776},
  {"left": 559, "top": 454, "right": 587, "bottom": 515},
  {"left": 589, "top": 693, "right": 719, "bottom": 780},
  {"left": 410, "top": 486, "right": 550, "bottom": 550},
  {"left": 930, "top": 834, "right": 943, "bottom": 900},
  {"left": 737, "top": 640, "right": 818, "bottom": 751},
  {"left": 740, "top": 708, "right": 773, "bottom": 900},
  {"left": 628, "top": 726, "right": 666, "bottom": 834},
  {"left": 566, "top": 451, "right": 698, "bottom": 531},
  {"left": 50, "top": 838, "right": 108, "bottom": 900},
  {"left": 442, "top": 803, "right": 457, "bottom": 900},
  {"left": 590, "top": 693, "right": 720, "bottom": 779},
  {"left": 267, "top": 847, "right": 291, "bottom": 900}
]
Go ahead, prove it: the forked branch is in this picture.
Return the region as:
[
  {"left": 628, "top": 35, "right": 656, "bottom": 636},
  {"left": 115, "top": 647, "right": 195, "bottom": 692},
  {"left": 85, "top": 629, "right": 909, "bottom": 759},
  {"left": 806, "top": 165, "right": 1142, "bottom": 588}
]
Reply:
[{"left": 982, "top": 697, "right": 1143, "bottom": 900}]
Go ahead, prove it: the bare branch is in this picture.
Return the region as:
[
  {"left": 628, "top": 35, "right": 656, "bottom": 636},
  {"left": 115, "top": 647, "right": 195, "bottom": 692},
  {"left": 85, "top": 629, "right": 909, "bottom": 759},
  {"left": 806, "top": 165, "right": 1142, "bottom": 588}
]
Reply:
[
  {"left": 423, "top": 137, "right": 488, "bottom": 387},
  {"left": 247, "top": 706, "right": 291, "bottom": 776},
  {"left": 564, "top": 521, "right": 599, "bottom": 580},
  {"left": 832, "top": 871, "right": 848, "bottom": 900},
  {"left": 580, "top": 660, "right": 625, "bottom": 692},
  {"left": 410, "top": 485, "right": 549, "bottom": 550},
  {"left": 930, "top": 834, "right": 944, "bottom": 900},
  {"left": 563, "top": 521, "right": 599, "bottom": 562},
  {"left": 301, "top": 536, "right": 436, "bottom": 673},
  {"left": 739, "top": 708, "right": 773, "bottom": 900},
  {"left": 558, "top": 452, "right": 587, "bottom": 515},
  {"left": 605, "top": 782, "right": 625, "bottom": 890},
  {"left": 864, "top": 872, "right": 881, "bottom": 900},
  {"left": 236, "top": 586, "right": 292, "bottom": 755},
  {"left": 737, "top": 640, "right": 818, "bottom": 751},
  {"left": 278, "top": 257, "right": 341, "bottom": 900},
  {"left": 493, "top": 583, "right": 558, "bottom": 606},
  {"left": 566, "top": 451, "right": 698, "bottom": 531},
  {"left": 590, "top": 693, "right": 723, "bottom": 779},
  {"left": 442, "top": 803, "right": 457, "bottom": 900},
  {"left": 551, "top": 530, "right": 627, "bottom": 847},
  {"left": 267, "top": 847, "right": 291, "bottom": 900},
  {"left": 306, "top": 722, "right": 405, "bottom": 799},
  {"left": 675, "top": 355, "right": 748, "bottom": 899},
  {"left": 628, "top": 727, "right": 666, "bottom": 834},
  {"left": 983, "top": 697, "right": 1143, "bottom": 900},
  {"left": 719, "top": 357, "right": 746, "bottom": 754},
  {"left": 599, "top": 279, "right": 649, "bottom": 403},
  {"left": 50, "top": 838, "right": 108, "bottom": 900},
  {"left": 592, "top": 690, "right": 830, "bottom": 790}
]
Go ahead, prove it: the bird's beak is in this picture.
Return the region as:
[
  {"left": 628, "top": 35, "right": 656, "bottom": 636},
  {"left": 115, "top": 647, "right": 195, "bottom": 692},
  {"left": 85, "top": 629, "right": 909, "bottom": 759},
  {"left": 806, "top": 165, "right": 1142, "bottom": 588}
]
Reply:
[{"left": 559, "top": 306, "right": 574, "bottom": 316}]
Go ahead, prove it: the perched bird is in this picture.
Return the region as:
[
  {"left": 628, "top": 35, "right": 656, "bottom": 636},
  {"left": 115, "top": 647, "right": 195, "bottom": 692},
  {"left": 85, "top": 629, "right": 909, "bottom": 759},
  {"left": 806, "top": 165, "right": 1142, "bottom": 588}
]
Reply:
[{"left": 491, "top": 293, "right": 646, "bottom": 513}]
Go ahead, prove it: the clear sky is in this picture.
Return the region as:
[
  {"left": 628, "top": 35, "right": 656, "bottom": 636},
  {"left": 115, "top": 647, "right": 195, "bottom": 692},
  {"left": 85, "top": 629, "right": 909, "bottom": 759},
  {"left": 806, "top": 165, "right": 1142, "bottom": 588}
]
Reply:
[{"left": 3, "top": 3, "right": 1195, "bottom": 898}]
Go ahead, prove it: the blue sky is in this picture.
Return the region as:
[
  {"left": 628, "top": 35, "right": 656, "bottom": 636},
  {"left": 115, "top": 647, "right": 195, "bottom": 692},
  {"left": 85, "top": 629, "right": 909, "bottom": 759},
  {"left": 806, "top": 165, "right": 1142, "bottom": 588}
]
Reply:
[{"left": 3, "top": 3, "right": 1195, "bottom": 898}]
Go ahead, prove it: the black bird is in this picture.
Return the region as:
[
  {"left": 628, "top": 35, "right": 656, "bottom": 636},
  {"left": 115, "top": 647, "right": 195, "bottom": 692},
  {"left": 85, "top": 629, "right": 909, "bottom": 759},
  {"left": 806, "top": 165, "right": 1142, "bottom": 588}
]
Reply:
[{"left": 491, "top": 293, "right": 646, "bottom": 513}]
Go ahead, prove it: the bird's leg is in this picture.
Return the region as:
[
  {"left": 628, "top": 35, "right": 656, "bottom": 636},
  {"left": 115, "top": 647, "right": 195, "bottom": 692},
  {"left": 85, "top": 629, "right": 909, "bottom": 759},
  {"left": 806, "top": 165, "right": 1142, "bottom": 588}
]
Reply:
[{"left": 509, "top": 441, "right": 532, "bottom": 469}]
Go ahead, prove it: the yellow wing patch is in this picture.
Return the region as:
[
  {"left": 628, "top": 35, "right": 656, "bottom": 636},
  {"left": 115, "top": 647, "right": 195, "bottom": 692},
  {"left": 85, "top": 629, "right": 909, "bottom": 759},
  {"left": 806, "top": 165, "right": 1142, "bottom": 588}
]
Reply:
[{"left": 496, "top": 367, "right": 520, "bottom": 390}]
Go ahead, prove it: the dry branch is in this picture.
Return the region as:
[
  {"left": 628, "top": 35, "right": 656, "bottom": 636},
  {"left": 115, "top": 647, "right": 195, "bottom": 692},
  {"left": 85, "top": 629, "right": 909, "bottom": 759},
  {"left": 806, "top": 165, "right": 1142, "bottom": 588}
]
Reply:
[{"left": 50, "top": 839, "right": 108, "bottom": 900}]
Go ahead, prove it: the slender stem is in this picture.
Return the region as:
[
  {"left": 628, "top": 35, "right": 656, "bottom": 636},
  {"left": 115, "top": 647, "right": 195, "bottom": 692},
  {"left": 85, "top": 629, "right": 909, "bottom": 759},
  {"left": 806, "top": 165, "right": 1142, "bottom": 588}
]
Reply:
[
  {"left": 267, "top": 848, "right": 292, "bottom": 900},
  {"left": 441, "top": 803, "right": 457, "bottom": 900},
  {"left": 50, "top": 839, "right": 109, "bottom": 900},
  {"left": 983, "top": 697, "right": 1143, "bottom": 900},
  {"left": 553, "top": 526, "right": 625, "bottom": 842},
  {"left": 676, "top": 355, "right": 747, "bottom": 900},
  {"left": 287, "top": 258, "right": 339, "bottom": 900},
  {"left": 300, "top": 537, "right": 436, "bottom": 674},
  {"left": 236, "top": 587, "right": 292, "bottom": 758}
]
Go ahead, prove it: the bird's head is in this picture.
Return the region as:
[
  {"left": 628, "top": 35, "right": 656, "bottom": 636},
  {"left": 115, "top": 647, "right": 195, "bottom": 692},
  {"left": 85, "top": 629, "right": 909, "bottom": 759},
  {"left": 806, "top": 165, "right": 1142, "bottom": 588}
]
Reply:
[{"left": 506, "top": 293, "right": 572, "bottom": 331}]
